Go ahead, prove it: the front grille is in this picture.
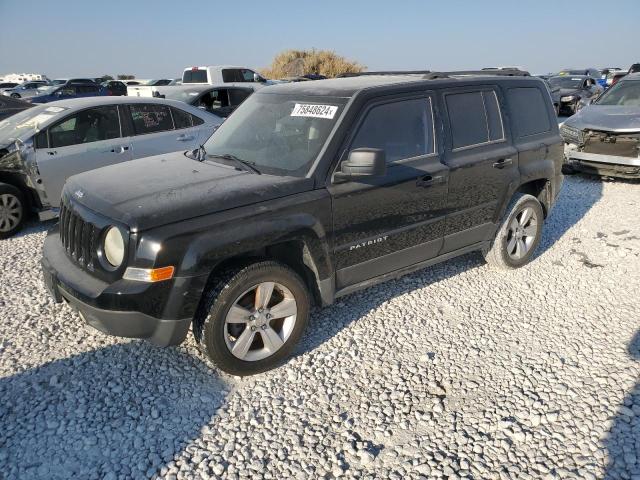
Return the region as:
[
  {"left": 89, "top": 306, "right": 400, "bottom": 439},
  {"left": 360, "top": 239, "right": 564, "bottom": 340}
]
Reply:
[{"left": 59, "top": 200, "right": 99, "bottom": 271}]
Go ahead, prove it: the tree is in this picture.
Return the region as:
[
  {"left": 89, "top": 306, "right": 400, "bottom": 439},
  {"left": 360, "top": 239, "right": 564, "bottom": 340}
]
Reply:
[
  {"left": 261, "top": 49, "right": 365, "bottom": 79},
  {"left": 101, "top": 74, "right": 114, "bottom": 81},
  {"left": 117, "top": 74, "right": 136, "bottom": 80}
]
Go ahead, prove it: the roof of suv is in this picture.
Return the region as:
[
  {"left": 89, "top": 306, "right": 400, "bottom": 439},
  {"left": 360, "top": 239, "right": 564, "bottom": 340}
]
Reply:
[{"left": 261, "top": 74, "right": 539, "bottom": 97}]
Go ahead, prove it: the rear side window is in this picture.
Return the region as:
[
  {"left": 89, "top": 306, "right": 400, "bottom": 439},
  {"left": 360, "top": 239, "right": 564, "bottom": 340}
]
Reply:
[
  {"left": 129, "top": 104, "right": 173, "bottom": 135},
  {"left": 222, "top": 69, "right": 241, "bottom": 82},
  {"left": 350, "top": 98, "right": 435, "bottom": 164},
  {"left": 507, "top": 87, "right": 551, "bottom": 137},
  {"left": 183, "top": 69, "right": 208, "bottom": 83},
  {"left": 228, "top": 88, "right": 252, "bottom": 106},
  {"left": 192, "top": 115, "right": 204, "bottom": 126},
  {"left": 171, "top": 107, "right": 193, "bottom": 129},
  {"left": 49, "top": 106, "right": 120, "bottom": 148},
  {"left": 445, "top": 90, "right": 505, "bottom": 150}
]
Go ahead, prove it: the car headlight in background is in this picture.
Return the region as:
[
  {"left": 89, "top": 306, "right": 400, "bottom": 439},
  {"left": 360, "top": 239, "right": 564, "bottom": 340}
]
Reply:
[
  {"left": 560, "top": 95, "right": 577, "bottom": 102},
  {"left": 103, "top": 226, "right": 125, "bottom": 267}
]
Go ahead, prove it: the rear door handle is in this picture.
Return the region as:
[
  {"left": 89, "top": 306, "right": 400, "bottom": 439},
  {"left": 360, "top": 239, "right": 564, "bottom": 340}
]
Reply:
[
  {"left": 177, "top": 134, "right": 195, "bottom": 141},
  {"left": 492, "top": 158, "right": 513, "bottom": 169},
  {"left": 106, "top": 146, "right": 129, "bottom": 154},
  {"left": 416, "top": 175, "right": 445, "bottom": 187},
  {"left": 46, "top": 150, "right": 57, "bottom": 156}
]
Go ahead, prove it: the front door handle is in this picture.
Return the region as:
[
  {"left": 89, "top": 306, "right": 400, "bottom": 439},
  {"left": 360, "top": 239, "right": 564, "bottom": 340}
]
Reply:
[
  {"left": 492, "top": 158, "right": 513, "bottom": 169},
  {"left": 416, "top": 175, "right": 445, "bottom": 187},
  {"left": 47, "top": 150, "right": 57, "bottom": 156},
  {"left": 110, "top": 146, "right": 130, "bottom": 154},
  {"left": 177, "top": 134, "right": 194, "bottom": 141}
]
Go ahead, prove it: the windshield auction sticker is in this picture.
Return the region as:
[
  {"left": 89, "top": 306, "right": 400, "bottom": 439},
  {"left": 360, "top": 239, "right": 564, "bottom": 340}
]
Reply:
[{"left": 291, "top": 103, "right": 338, "bottom": 119}]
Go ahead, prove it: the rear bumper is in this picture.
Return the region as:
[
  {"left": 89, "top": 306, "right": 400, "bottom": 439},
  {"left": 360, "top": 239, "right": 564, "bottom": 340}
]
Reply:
[{"left": 41, "top": 231, "right": 204, "bottom": 346}]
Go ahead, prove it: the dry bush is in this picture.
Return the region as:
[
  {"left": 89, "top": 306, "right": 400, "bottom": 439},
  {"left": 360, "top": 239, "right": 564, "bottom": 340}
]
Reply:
[{"left": 261, "top": 49, "right": 365, "bottom": 79}]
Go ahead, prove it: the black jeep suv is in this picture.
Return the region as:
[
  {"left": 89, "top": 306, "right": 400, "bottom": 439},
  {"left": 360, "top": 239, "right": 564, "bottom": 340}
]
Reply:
[{"left": 42, "top": 72, "right": 563, "bottom": 375}]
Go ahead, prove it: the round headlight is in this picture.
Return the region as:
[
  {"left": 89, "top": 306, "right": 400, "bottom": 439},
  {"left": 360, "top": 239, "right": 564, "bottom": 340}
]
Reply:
[{"left": 104, "top": 226, "right": 125, "bottom": 267}]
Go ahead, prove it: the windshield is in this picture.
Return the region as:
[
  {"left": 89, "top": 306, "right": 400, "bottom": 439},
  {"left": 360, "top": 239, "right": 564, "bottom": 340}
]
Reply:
[
  {"left": 203, "top": 93, "right": 346, "bottom": 176},
  {"left": 549, "top": 77, "right": 583, "bottom": 88},
  {"left": 0, "top": 105, "right": 68, "bottom": 142},
  {"left": 596, "top": 81, "right": 640, "bottom": 106},
  {"left": 52, "top": 79, "right": 67, "bottom": 85}
]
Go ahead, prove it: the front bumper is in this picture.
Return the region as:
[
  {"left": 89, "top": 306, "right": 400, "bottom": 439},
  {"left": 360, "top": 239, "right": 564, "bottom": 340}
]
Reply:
[
  {"left": 41, "top": 231, "right": 204, "bottom": 346},
  {"left": 565, "top": 144, "right": 640, "bottom": 178}
]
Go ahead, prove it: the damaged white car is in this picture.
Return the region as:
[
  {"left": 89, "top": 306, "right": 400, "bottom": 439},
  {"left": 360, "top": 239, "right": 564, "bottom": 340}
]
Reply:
[{"left": 561, "top": 73, "right": 640, "bottom": 179}]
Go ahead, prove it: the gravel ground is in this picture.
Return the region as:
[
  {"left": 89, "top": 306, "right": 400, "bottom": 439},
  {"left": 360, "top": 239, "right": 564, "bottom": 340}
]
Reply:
[{"left": 1, "top": 174, "right": 639, "bottom": 480}]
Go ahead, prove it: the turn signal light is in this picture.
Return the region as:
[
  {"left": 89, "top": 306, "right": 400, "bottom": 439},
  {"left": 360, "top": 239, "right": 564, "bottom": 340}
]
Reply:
[{"left": 123, "top": 266, "right": 175, "bottom": 282}]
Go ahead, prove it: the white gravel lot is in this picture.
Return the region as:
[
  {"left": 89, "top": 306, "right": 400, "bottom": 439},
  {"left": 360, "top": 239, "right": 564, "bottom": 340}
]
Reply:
[{"left": 0, "top": 174, "right": 639, "bottom": 480}]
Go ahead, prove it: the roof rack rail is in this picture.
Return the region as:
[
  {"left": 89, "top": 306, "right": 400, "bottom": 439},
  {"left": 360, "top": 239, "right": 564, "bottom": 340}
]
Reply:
[
  {"left": 335, "top": 70, "right": 432, "bottom": 78},
  {"left": 423, "top": 69, "right": 530, "bottom": 79}
]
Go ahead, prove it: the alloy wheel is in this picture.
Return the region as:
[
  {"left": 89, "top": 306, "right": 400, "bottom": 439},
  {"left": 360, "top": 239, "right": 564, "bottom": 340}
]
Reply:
[
  {"left": 0, "top": 193, "right": 22, "bottom": 233},
  {"left": 224, "top": 282, "right": 298, "bottom": 361},
  {"left": 506, "top": 206, "right": 538, "bottom": 260}
]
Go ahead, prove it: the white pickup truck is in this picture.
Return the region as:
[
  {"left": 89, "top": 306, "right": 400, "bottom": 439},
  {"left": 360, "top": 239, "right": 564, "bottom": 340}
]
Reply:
[{"left": 127, "top": 65, "right": 268, "bottom": 98}]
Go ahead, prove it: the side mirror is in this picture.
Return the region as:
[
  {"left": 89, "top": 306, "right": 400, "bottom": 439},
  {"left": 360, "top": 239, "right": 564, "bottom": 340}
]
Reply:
[
  {"left": 334, "top": 148, "right": 386, "bottom": 181},
  {"left": 253, "top": 73, "right": 266, "bottom": 83}
]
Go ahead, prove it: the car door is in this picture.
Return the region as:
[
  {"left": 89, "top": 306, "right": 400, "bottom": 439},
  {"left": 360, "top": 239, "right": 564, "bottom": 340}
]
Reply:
[
  {"left": 34, "top": 105, "right": 133, "bottom": 203},
  {"left": 439, "top": 87, "right": 519, "bottom": 253},
  {"left": 126, "top": 103, "right": 197, "bottom": 158},
  {"left": 329, "top": 94, "right": 449, "bottom": 288}
]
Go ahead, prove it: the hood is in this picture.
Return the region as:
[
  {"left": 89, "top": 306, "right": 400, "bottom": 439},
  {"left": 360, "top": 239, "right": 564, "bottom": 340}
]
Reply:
[
  {"left": 550, "top": 88, "right": 581, "bottom": 101},
  {"left": 64, "top": 151, "right": 314, "bottom": 231},
  {"left": 564, "top": 105, "right": 640, "bottom": 133}
]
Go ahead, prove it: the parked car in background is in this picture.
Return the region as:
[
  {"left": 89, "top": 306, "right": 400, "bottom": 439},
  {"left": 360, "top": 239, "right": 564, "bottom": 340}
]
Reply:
[
  {"left": 51, "top": 78, "right": 96, "bottom": 86},
  {"left": 101, "top": 80, "right": 128, "bottom": 96},
  {"left": 158, "top": 83, "right": 263, "bottom": 117},
  {"left": 0, "top": 82, "right": 19, "bottom": 92},
  {"left": 146, "top": 79, "right": 173, "bottom": 86},
  {"left": 608, "top": 71, "right": 627, "bottom": 87},
  {"left": 561, "top": 73, "right": 640, "bottom": 179},
  {"left": 628, "top": 63, "right": 640, "bottom": 74},
  {"left": 29, "top": 82, "right": 108, "bottom": 104},
  {"left": 559, "top": 68, "right": 602, "bottom": 78},
  {"left": 0, "top": 96, "right": 32, "bottom": 121},
  {"left": 2, "top": 81, "right": 50, "bottom": 98},
  {"left": 182, "top": 65, "right": 268, "bottom": 85},
  {"left": 549, "top": 75, "right": 603, "bottom": 115},
  {"left": 0, "top": 97, "right": 222, "bottom": 237},
  {"left": 40, "top": 72, "right": 562, "bottom": 375}
]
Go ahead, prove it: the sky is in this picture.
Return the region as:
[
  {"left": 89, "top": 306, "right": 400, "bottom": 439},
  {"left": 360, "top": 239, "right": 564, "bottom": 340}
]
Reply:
[{"left": 0, "top": 0, "right": 638, "bottom": 79}]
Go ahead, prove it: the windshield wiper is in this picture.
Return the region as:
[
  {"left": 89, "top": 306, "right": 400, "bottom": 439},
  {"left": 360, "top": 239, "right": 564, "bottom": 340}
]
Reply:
[
  {"left": 184, "top": 144, "right": 207, "bottom": 162},
  {"left": 208, "top": 153, "right": 261, "bottom": 175}
]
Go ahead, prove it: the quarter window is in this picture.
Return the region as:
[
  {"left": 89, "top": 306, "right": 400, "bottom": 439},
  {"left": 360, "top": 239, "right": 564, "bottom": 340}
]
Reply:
[
  {"left": 49, "top": 106, "right": 120, "bottom": 148},
  {"left": 129, "top": 104, "right": 173, "bottom": 135},
  {"left": 446, "top": 90, "right": 505, "bottom": 150},
  {"left": 350, "top": 98, "right": 435, "bottom": 164},
  {"left": 171, "top": 107, "right": 193, "bottom": 129},
  {"left": 507, "top": 87, "right": 551, "bottom": 137}
]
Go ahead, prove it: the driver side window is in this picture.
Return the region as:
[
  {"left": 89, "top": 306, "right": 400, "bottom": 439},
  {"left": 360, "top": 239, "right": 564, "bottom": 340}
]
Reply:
[{"left": 350, "top": 97, "right": 435, "bottom": 164}]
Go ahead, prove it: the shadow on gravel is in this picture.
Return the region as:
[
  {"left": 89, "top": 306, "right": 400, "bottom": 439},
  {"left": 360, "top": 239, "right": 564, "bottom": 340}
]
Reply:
[
  {"left": 604, "top": 329, "right": 640, "bottom": 479},
  {"left": 0, "top": 343, "right": 228, "bottom": 480},
  {"left": 10, "top": 219, "right": 55, "bottom": 239},
  {"left": 536, "top": 174, "right": 603, "bottom": 256},
  {"left": 300, "top": 250, "right": 485, "bottom": 356}
]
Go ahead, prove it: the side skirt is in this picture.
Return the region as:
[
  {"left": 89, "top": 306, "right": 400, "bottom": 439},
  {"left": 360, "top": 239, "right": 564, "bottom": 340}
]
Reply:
[{"left": 334, "top": 241, "right": 490, "bottom": 299}]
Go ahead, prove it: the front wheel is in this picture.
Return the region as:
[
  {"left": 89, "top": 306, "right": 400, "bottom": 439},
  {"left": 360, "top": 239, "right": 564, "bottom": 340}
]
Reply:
[
  {"left": 0, "top": 183, "right": 26, "bottom": 239},
  {"left": 10, "top": 93, "right": 20, "bottom": 99},
  {"left": 483, "top": 193, "right": 544, "bottom": 270},
  {"left": 194, "top": 260, "right": 310, "bottom": 376}
]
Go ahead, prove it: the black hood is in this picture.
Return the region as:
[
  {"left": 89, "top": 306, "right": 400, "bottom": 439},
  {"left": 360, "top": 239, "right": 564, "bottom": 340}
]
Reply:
[
  {"left": 64, "top": 151, "right": 314, "bottom": 231},
  {"left": 551, "top": 87, "right": 582, "bottom": 102}
]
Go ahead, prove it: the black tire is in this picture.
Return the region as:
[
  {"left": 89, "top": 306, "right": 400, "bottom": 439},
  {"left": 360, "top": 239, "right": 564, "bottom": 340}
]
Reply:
[
  {"left": 194, "top": 260, "right": 310, "bottom": 376},
  {"left": 483, "top": 193, "right": 544, "bottom": 270},
  {"left": 10, "top": 93, "right": 20, "bottom": 99},
  {"left": 561, "top": 164, "right": 576, "bottom": 175},
  {"left": 0, "top": 183, "right": 26, "bottom": 239}
]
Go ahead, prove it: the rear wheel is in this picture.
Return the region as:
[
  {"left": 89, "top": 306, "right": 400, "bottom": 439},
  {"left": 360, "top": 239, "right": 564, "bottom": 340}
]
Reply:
[
  {"left": 483, "top": 193, "right": 543, "bottom": 269},
  {"left": 194, "top": 260, "right": 310, "bottom": 376},
  {"left": 0, "top": 183, "right": 25, "bottom": 239},
  {"left": 10, "top": 93, "right": 20, "bottom": 99}
]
